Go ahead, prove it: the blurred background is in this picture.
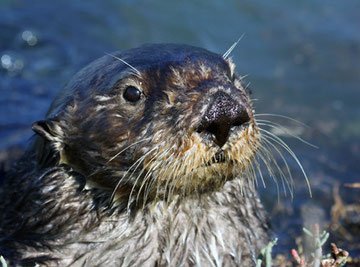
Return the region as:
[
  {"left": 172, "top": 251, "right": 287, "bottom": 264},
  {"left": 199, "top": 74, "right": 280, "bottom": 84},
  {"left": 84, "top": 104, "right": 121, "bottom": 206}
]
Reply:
[{"left": 1, "top": 0, "right": 359, "bottom": 263}]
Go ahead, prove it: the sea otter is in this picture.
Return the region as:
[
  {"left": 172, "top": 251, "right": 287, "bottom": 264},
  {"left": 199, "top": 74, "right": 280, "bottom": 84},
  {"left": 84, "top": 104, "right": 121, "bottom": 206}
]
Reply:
[{"left": 0, "top": 44, "right": 271, "bottom": 266}]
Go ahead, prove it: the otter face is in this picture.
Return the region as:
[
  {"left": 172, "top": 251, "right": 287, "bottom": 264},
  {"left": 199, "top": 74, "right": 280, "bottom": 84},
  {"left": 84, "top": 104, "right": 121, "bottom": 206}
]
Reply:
[{"left": 32, "top": 44, "right": 260, "bottom": 202}]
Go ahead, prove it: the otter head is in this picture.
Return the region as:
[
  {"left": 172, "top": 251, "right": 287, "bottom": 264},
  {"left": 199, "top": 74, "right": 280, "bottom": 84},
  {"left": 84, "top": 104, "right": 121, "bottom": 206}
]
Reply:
[{"left": 32, "top": 44, "right": 260, "bottom": 203}]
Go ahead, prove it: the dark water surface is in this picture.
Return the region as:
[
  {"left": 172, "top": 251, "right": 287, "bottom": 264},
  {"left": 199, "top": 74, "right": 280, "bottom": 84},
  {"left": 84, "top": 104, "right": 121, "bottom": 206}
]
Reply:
[{"left": 1, "top": 0, "right": 360, "bottom": 261}]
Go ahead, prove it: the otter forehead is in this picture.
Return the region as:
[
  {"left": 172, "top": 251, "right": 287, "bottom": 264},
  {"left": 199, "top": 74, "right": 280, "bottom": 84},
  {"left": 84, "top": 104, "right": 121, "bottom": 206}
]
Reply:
[
  {"left": 47, "top": 44, "right": 232, "bottom": 118},
  {"left": 84, "top": 43, "right": 232, "bottom": 96},
  {"left": 116, "top": 43, "right": 229, "bottom": 71}
]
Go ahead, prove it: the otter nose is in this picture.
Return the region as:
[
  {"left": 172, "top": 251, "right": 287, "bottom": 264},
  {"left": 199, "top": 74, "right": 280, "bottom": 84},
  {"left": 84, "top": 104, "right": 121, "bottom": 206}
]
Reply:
[{"left": 196, "top": 91, "right": 250, "bottom": 147}]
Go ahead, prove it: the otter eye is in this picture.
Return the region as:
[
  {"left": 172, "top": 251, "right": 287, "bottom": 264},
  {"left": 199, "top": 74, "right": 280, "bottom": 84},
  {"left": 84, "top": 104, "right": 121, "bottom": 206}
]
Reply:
[{"left": 123, "top": 86, "right": 141, "bottom": 102}]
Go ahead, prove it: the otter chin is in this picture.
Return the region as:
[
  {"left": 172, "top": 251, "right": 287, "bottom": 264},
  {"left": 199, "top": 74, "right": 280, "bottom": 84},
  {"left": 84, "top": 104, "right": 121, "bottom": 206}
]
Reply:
[{"left": 0, "top": 44, "right": 271, "bottom": 266}]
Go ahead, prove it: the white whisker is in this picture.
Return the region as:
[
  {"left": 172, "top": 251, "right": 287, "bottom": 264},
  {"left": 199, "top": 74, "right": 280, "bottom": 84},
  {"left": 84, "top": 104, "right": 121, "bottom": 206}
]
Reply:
[
  {"left": 259, "top": 128, "right": 312, "bottom": 197},
  {"left": 108, "top": 138, "right": 151, "bottom": 163},
  {"left": 110, "top": 146, "right": 156, "bottom": 206},
  {"left": 257, "top": 120, "right": 317, "bottom": 148},
  {"left": 258, "top": 139, "right": 294, "bottom": 197},
  {"left": 222, "top": 33, "right": 245, "bottom": 59},
  {"left": 254, "top": 113, "right": 309, "bottom": 128},
  {"left": 127, "top": 147, "right": 158, "bottom": 208},
  {"left": 105, "top": 52, "right": 142, "bottom": 78}
]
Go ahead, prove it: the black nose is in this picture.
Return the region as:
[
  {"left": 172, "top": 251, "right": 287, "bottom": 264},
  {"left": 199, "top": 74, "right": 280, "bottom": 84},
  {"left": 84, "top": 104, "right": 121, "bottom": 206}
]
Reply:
[{"left": 196, "top": 91, "right": 250, "bottom": 147}]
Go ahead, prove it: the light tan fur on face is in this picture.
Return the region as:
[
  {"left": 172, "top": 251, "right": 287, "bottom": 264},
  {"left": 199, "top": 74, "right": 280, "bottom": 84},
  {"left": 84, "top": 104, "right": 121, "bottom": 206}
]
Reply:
[
  {"left": 122, "top": 60, "right": 262, "bottom": 202},
  {"left": 140, "top": 116, "right": 260, "bottom": 200}
]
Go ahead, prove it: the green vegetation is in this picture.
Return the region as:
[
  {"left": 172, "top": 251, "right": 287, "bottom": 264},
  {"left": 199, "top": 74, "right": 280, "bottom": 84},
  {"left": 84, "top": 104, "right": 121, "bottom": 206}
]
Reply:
[{"left": 257, "top": 224, "right": 349, "bottom": 267}]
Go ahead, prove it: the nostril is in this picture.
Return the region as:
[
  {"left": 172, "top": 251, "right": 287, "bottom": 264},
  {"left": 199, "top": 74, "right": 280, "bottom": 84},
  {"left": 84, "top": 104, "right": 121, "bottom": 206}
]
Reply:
[
  {"left": 196, "top": 123, "right": 220, "bottom": 137},
  {"left": 233, "top": 110, "right": 250, "bottom": 127},
  {"left": 233, "top": 120, "right": 242, "bottom": 127},
  {"left": 196, "top": 125, "right": 206, "bottom": 133},
  {"left": 207, "top": 124, "right": 218, "bottom": 136},
  {"left": 196, "top": 121, "right": 231, "bottom": 147}
]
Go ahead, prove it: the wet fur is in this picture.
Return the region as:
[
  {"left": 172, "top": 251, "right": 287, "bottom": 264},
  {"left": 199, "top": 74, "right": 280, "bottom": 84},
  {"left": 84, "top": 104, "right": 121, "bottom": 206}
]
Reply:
[{"left": 0, "top": 44, "right": 271, "bottom": 266}]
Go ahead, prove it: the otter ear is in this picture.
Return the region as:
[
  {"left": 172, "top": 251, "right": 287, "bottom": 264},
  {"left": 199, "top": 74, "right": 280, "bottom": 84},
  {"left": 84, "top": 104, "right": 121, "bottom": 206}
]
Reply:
[{"left": 32, "top": 120, "right": 63, "bottom": 142}]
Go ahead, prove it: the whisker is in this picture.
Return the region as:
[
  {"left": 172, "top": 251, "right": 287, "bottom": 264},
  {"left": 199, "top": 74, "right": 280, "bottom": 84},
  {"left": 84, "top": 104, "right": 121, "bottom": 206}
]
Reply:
[
  {"left": 252, "top": 157, "right": 266, "bottom": 189},
  {"left": 155, "top": 147, "right": 175, "bottom": 203},
  {"left": 239, "top": 74, "right": 249, "bottom": 80},
  {"left": 168, "top": 144, "right": 191, "bottom": 203},
  {"left": 167, "top": 157, "right": 181, "bottom": 202},
  {"left": 88, "top": 138, "right": 150, "bottom": 180},
  {"left": 136, "top": 147, "right": 168, "bottom": 207},
  {"left": 256, "top": 148, "right": 278, "bottom": 185},
  {"left": 254, "top": 113, "right": 309, "bottom": 128},
  {"left": 257, "top": 120, "right": 317, "bottom": 148},
  {"left": 182, "top": 151, "right": 191, "bottom": 197},
  {"left": 165, "top": 139, "right": 193, "bottom": 201},
  {"left": 260, "top": 136, "right": 293, "bottom": 188},
  {"left": 105, "top": 52, "right": 142, "bottom": 78},
  {"left": 108, "top": 138, "right": 151, "bottom": 163},
  {"left": 255, "top": 150, "right": 282, "bottom": 200},
  {"left": 244, "top": 82, "right": 251, "bottom": 92},
  {"left": 140, "top": 170, "right": 154, "bottom": 208},
  {"left": 184, "top": 144, "right": 197, "bottom": 197},
  {"left": 127, "top": 148, "right": 158, "bottom": 208},
  {"left": 141, "top": 156, "right": 162, "bottom": 208},
  {"left": 223, "top": 33, "right": 245, "bottom": 59},
  {"left": 244, "top": 157, "right": 257, "bottom": 191},
  {"left": 259, "top": 129, "right": 312, "bottom": 197},
  {"left": 110, "top": 146, "right": 156, "bottom": 206},
  {"left": 258, "top": 138, "right": 294, "bottom": 197},
  {"left": 153, "top": 154, "right": 169, "bottom": 201}
]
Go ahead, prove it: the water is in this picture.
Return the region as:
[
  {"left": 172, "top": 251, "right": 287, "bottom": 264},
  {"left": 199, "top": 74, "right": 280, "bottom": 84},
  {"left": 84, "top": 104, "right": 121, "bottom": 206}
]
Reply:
[{"left": 1, "top": 0, "right": 359, "bottom": 261}]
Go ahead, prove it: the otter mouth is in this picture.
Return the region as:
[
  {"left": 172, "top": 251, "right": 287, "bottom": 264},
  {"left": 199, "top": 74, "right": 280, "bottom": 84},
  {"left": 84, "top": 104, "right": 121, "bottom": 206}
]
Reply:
[{"left": 205, "top": 150, "right": 227, "bottom": 166}]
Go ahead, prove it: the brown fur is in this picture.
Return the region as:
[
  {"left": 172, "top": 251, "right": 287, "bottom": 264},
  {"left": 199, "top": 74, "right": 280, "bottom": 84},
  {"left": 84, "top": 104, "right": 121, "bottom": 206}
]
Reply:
[{"left": 0, "top": 44, "right": 269, "bottom": 266}]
